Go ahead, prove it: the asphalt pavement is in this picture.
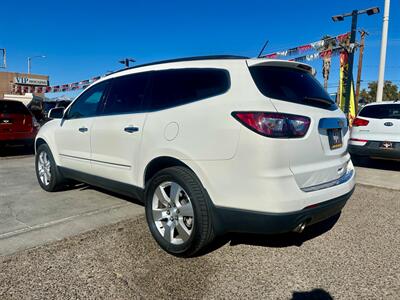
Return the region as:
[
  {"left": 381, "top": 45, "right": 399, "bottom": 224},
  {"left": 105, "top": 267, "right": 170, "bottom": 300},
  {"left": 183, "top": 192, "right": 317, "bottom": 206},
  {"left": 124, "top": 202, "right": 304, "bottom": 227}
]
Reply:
[{"left": 0, "top": 185, "right": 399, "bottom": 299}]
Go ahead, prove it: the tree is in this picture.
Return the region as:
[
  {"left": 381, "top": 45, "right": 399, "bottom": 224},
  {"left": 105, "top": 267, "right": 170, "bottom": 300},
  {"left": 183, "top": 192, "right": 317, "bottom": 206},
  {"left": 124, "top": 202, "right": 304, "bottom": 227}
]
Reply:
[{"left": 359, "top": 81, "right": 400, "bottom": 103}]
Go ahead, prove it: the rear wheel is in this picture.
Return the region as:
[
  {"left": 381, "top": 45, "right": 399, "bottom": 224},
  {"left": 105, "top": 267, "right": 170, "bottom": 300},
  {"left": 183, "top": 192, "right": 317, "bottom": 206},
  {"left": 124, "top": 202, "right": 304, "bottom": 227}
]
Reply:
[
  {"left": 145, "top": 166, "right": 214, "bottom": 257},
  {"left": 35, "top": 144, "right": 65, "bottom": 191}
]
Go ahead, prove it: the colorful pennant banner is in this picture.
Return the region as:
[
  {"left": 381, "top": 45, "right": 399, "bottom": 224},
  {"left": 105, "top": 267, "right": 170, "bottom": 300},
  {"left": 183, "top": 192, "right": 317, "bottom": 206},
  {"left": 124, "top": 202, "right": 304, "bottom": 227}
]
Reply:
[
  {"left": 12, "top": 75, "right": 102, "bottom": 94},
  {"left": 289, "top": 46, "right": 343, "bottom": 63},
  {"left": 261, "top": 32, "right": 350, "bottom": 59}
]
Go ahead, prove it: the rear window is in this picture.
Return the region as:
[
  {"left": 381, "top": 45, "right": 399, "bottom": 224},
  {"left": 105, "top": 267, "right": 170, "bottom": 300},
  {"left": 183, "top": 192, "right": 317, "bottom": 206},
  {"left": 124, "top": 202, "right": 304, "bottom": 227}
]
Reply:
[
  {"left": 359, "top": 104, "right": 400, "bottom": 119},
  {"left": 0, "top": 101, "right": 30, "bottom": 115},
  {"left": 249, "top": 66, "right": 337, "bottom": 110},
  {"left": 149, "top": 68, "right": 230, "bottom": 110}
]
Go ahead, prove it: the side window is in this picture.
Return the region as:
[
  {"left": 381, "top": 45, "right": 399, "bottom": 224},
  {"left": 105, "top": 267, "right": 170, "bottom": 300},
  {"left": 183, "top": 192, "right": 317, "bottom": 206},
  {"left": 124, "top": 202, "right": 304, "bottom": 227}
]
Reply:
[
  {"left": 67, "top": 81, "right": 108, "bottom": 119},
  {"left": 149, "top": 68, "right": 230, "bottom": 110},
  {"left": 103, "top": 72, "right": 150, "bottom": 115}
]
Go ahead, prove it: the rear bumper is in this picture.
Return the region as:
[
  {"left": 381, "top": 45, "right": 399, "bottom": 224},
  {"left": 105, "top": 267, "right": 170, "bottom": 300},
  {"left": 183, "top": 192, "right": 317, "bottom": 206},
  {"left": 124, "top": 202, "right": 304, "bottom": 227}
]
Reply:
[
  {"left": 0, "top": 131, "right": 37, "bottom": 144},
  {"left": 212, "top": 187, "right": 354, "bottom": 234},
  {"left": 349, "top": 143, "right": 400, "bottom": 159}
]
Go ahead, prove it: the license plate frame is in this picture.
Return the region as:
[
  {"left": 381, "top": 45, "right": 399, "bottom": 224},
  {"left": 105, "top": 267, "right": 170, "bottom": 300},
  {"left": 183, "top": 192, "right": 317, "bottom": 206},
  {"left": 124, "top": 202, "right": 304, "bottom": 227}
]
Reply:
[{"left": 328, "top": 128, "right": 343, "bottom": 150}]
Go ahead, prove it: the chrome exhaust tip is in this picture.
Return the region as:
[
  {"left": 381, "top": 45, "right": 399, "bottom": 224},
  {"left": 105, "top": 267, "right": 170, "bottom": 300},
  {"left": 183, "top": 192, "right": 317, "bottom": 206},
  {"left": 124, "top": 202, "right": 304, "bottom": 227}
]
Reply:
[{"left": 293, "top": 222, "right": 306, "bottom": 233}]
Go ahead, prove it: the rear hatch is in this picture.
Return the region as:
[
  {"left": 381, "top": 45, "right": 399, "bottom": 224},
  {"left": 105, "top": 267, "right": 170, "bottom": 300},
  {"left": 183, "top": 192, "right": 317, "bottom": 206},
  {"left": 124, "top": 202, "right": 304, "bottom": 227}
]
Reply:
[
  {"left": 353, "top": 103, "right": 400, "bottom": 143},
  {"left": 0, "top": 100, "right": 33, "bottom": 134},
  {"left": 247, "top": 59, "right": 350, "bottom": 190}
]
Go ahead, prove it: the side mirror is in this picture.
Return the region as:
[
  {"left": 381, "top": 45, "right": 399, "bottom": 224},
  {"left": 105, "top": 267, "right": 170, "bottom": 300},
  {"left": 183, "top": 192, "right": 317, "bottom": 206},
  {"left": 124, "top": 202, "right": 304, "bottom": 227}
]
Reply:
[{"left": 48, "top": 107, "right": 65, "bottom": 119}]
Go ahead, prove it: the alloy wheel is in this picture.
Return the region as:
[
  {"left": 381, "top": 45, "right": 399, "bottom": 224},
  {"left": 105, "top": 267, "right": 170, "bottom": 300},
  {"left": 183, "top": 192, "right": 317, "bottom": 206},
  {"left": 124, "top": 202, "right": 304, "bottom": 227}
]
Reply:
[
  {"left": 152, "top": 181, "right": 194, "bottom": 245},
  {"left": 37, "top": 151, "right": 52, "bottom": 186}
]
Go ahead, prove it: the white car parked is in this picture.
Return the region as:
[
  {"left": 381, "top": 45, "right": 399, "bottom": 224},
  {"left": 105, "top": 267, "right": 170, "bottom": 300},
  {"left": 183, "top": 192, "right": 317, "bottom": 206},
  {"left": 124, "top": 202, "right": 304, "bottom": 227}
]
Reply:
[
  {"left": 35, "top": 56, "right": 355, "bottom": 256},
  {"left": 350, "top": 101, "right": 400, "bottom": 161}
]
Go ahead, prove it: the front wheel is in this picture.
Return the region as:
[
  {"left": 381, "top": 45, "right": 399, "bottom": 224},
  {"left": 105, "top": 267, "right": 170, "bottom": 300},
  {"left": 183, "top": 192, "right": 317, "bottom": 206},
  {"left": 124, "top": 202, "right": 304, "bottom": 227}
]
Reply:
[
  {"left": 145, "top": 166, "right": 214, "bottom": 257},
  {"left": 35, "top": 144, "right": 65, "bottom": 192}
]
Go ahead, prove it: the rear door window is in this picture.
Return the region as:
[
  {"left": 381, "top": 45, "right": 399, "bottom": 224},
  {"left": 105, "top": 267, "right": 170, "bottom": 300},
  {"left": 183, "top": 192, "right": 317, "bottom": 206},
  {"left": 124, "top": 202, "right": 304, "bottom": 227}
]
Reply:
[
  {"left": 149, "top": 68, "right": 230, "bottom": 110},
  {"left": 359, "top": 104, "right": 400, "bottom": 119},
  {"left": 249, "top": 66, "right": 336, "bottom": 110},
  {"left": 102, "top": 72, "right": 150, "bottom": 115},
  {"left": 0, "top": 101, "right": 30, "bottom": 115}
]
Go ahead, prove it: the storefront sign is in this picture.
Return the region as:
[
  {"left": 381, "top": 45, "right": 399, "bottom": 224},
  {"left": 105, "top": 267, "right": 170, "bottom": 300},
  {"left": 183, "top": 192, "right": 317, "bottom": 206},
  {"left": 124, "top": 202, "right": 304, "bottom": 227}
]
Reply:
[{"left": 14, "top": 76, "right": 48, "bottom": 86}]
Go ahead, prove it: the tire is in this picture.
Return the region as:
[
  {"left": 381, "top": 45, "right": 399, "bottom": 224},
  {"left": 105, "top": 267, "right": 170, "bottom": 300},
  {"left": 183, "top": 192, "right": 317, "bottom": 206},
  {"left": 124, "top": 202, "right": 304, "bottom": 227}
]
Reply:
[
  {"left": 35, "top": 144, "right": 65, "bottom": 192},
  {"left": 145, "top": 166, "right": 214, "bottom": 257}
]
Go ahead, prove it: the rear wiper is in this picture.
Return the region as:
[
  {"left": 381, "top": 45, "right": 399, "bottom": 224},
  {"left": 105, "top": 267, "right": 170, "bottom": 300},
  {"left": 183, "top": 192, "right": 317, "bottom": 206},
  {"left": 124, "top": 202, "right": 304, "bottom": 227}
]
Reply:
[{"left": 303, "top": 96, "right": 334, "bottom": 106}]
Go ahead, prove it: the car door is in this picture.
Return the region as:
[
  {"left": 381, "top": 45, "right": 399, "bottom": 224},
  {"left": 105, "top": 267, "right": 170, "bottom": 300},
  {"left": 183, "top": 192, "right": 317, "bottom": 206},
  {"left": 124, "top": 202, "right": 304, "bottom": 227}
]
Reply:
[
  {"left": 55, "top": 81, "right": 109, "bottom": 173},
  {"left": 90, "top": 72, "right": 150, "bottom": 184}
]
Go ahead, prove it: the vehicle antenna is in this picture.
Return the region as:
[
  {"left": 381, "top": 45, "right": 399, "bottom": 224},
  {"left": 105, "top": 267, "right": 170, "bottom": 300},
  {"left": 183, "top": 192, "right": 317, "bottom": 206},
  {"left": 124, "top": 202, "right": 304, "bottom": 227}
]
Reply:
[{"left": 257, "top": 40, "right": 269, "bottom": 58}]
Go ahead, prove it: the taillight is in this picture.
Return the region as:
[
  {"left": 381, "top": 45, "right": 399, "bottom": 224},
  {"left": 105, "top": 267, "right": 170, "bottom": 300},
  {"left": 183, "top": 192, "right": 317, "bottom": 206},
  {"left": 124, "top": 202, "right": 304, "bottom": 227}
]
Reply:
[
  {"left": 350, "top": 138, "right": 368, "bottom": 143},
  {"left": 352, "top": 117, "right": 369, "bottom": 127},
  {"left": 232, "top": 112, "right": 310, "bottom": 138}
]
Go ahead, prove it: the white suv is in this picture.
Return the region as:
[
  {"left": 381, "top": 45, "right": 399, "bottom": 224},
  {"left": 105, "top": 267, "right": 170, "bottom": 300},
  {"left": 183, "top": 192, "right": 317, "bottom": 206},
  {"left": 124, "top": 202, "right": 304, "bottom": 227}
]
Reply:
[
  {"left": 350, "top": 101, "right": 400, "bottom": 161},
  {"left": 35, "top": 55, "right": 355, "bottom": 256}
]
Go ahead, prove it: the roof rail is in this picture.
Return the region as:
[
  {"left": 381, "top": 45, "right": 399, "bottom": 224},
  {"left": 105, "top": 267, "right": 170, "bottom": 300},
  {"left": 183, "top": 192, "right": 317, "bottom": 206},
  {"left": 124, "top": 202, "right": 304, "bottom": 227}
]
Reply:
[{"left": 108, "top": 55, "right": 249, "bottom": 76}]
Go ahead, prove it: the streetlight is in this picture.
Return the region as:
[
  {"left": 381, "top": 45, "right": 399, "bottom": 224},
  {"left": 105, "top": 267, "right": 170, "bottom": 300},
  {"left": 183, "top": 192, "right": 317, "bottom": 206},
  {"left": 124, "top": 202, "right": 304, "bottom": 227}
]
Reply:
[
  {"left": 332, "top": 7, "right": 379, "bottom": 116},
  {"left": 27, "top": 55, "right": 46, "bottom": 74},
  {"left": 119, "top": 58, "right": 135, "bottom": 68}
]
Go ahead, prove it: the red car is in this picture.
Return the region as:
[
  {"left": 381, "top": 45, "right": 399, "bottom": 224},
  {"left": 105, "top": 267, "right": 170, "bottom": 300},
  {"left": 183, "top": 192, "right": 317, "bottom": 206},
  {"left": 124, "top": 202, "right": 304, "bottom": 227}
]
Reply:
[{"left": 0, "top": 99, "right": 40, "bottom": 148}]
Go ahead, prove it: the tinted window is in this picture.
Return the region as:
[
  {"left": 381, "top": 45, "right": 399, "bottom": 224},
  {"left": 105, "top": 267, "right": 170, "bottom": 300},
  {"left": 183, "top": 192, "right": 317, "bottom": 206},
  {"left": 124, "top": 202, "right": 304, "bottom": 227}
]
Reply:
[
  {"left": 103, "top": 72, "right": 149, "bottom": 115},
  {"left": 359, "top": 104, "right": 400, "bottom": 119},
  {"left": 250, "top": 66, "right": 336, "bottom": 110},
  {"left": 67, "top": 81, "right": 108, "bottom": 119},
  {"left": 0, "top": 101, "right": 30, "bottom": 115},
  {"left": 149, "top": 68, "right": 230, "bottom": 110}
]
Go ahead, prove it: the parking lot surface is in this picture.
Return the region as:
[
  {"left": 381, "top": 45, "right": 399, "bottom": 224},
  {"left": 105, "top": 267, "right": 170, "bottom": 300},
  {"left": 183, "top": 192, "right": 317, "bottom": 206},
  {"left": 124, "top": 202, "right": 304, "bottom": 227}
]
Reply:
[
  {"left": 1, "top": 151, "right": 400, "bottom": 299},
  {"left": 0, "top": 184, "right": 399, "bottom": 299},
  {"left": 0, "top": 152, "right": 143, "bottom": 256}
]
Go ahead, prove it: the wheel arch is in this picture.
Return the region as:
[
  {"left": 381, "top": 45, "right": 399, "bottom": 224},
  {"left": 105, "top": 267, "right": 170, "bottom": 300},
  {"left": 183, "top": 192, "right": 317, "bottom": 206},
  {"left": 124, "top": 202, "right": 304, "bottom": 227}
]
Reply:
[
  {"left": 143, "top": 156, "right": 196, "bottom": 186},
  {"left": 35, "top": 137, "right": 47, "bottom": 153},
  {"left": 34, "top": 136, "right": 61, "bottom": 165}
]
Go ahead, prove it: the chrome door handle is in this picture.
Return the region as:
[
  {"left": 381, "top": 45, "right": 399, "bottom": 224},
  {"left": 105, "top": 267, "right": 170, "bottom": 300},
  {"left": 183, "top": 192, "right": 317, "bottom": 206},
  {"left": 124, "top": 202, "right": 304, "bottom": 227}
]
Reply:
[
  {"left": 124, "top": 126, "right": 139, "bottom": 133},
  {"left": 78, "top": 127, "right": 88, "bottom": 133}
]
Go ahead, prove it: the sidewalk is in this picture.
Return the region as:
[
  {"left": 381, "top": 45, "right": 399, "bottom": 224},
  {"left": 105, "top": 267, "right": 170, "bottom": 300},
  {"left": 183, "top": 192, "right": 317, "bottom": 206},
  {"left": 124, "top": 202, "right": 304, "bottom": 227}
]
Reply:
[{"left": 355, "top": 166, "right": 400, "bottom": 190}]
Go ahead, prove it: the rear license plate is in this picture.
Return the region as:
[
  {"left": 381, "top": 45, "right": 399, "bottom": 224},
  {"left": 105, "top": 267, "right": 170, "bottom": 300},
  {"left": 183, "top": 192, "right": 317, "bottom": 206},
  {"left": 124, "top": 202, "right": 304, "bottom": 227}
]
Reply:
[
  {"left": 328, "top": 128, "right": 343, "bottom": 150},
  {"left": 380, "top": 141, "right": 394, "bottom": 150}
]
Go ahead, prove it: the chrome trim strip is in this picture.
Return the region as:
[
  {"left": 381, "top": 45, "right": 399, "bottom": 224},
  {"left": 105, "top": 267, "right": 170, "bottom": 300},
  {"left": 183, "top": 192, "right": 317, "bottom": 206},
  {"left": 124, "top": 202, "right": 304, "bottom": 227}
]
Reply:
[
  {"left": 300, "top": 169, "right": 354, "bottom": 192},
  {"left": 60, "top": 154, "right": 131, "bottom": 168}
]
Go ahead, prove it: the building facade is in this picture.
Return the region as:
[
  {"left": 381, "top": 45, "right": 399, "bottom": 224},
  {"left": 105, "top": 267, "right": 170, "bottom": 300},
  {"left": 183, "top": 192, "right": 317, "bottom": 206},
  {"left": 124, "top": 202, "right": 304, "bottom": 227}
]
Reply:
[{"left": 0, "top": 71, "right": 49, "bottom": 100}]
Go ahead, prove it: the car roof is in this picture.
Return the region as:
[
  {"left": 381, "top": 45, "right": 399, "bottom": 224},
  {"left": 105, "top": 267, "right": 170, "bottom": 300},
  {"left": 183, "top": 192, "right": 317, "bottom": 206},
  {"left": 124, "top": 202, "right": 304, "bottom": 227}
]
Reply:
[
  {"left": 108, "top": 55, "right": 249, "bottom": 76},
  {"left": 76, "top": 55, "right": 314, "bottom": 100},
  {"left": 363, "top": 100, "right": 400, "bottom": 107},
  {"left": 0, "top": 99, "right": 25, "bottom": 104},
  {"left": 102, "top": 55, "right": 313, "bottom": 80}
]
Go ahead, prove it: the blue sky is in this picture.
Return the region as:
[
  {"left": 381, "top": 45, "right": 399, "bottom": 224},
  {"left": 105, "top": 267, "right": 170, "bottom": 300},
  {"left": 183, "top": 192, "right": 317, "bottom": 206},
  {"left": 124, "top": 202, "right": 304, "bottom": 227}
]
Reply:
[{"left": 0, "top": 0, "right": 399, "bottom": 98}]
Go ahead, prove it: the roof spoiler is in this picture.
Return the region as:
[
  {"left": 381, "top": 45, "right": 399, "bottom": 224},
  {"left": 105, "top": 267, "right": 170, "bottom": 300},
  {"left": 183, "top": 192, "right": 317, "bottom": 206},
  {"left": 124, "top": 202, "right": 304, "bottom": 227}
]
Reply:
[{"left": 246, "top": 58, "right": 317, "bottom": 76}]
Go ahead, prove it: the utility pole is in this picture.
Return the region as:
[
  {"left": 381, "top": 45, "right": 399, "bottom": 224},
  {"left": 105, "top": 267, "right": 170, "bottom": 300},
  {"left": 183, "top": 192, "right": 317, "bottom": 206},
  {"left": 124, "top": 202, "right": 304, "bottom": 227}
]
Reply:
[
  {"left": 376, "top": 0, "right": 391, "bottom": 102},
  {"left": 332, "top": 7, "right": 379, "bottom": 117},
  {"left": 343, "top": 10, "right": 358, "bottom": 116},
  {"left": 119, "top": 58, "right": 135, "bottom": 68},
  {"left": 27, "top": 55, "right": 46, "bottom": 74},
  {"left": 355, "top": 30, "right": 368, "bottom": 112}
]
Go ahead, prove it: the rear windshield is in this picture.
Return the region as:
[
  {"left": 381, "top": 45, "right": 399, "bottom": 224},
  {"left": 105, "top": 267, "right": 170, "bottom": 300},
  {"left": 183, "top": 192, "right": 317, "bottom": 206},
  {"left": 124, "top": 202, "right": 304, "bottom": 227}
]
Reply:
[
  {"left": 0, "top": 101, "right": 30, "bottom": 115},
  {"left": 249, "top": 66, "right": 337, "bottom": 110},
  {"left": 359, "top": 104, "right": 400, "bottom": 119}
]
